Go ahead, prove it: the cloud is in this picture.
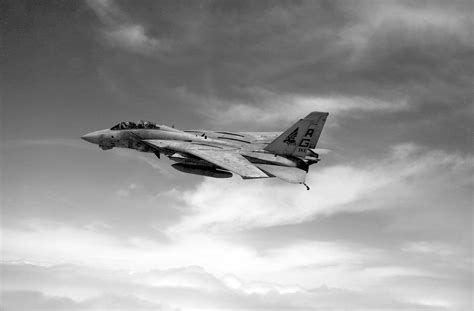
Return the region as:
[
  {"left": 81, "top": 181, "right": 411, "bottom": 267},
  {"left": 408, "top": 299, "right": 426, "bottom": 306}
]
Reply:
[
  {"left": 0, "top": 222, "right": 449, "bottom": 291},
  {"left": 1, "top": 261, "right": 448, "bottom": 310},
  {"left": 2, "top": 1, "right": 472, "bottom": 310},
  {"left": 166, "top": 144, "right": 472, "bottom": 233},
  {"left": 174, "top": 86, "right": 410, "bottom": 129},
  {"left": 1, "top": 290, "right": 172, "bottom": 311},
  {"left": 82, "top": 0, "right": 472, "bottom": 153},
  {"left": 116, "top": 182, "right": 139, "bottom": 197},
  {"left": 86, "top": 0, "right": 167, "bottom": 54},
  {"left": 340, "top": 1, "right": 473, "bottom": 60},
  {"left": 2, "top": 136, "right": 471, "bottom": 309},
  {"left": 401, "top": 241, "right": 467, "bottom": 262},
  {"left": 104, "top": 23, "right": 165, "bottom": 54},
  {"left": 2, "top": 290, "right": 79, "bottom": 311},
  {"left": 4, "top": 142, "right": 469, "bottom": 307}
]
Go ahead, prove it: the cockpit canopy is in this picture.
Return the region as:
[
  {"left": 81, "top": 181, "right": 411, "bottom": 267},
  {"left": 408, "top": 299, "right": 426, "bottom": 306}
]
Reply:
[{"left": 110, "top": 120, "right": 159, "bottom": 130}]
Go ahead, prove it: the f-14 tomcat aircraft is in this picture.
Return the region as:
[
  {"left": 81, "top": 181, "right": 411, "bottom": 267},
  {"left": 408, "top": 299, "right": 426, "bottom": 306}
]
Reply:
[{"left": 81, "top": 112, "right": 328, "bottom": 190}]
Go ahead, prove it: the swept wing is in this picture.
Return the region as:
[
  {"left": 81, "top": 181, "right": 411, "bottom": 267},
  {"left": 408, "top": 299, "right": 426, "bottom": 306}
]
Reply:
[
  {"left": 145, "top": 139, "right": 269, "bottom": 179},
  {"left": 255, "top": 164, "right": 307, "bottom": 184}
]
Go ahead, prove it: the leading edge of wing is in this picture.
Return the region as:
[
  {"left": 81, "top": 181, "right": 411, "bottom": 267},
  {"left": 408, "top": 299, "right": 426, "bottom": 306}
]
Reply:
[{"left": 145, "top": 139, "right": 269, "bottom": 179}]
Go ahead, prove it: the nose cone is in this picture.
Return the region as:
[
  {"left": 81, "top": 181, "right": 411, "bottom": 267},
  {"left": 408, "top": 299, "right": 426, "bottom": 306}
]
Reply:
[{"left": 81, "top": 131, "right": 101, "bottom": 144}]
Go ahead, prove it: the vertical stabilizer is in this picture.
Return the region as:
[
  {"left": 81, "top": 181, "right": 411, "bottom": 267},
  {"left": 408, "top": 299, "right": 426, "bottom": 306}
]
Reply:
[{"left": 264, "top": 112, "right": 328, "bottom": 157}]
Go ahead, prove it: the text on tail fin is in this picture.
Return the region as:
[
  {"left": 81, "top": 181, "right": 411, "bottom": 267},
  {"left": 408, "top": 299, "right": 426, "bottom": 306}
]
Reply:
[{"left": 264, "top": 112, "right": 329, "bottom": 157}]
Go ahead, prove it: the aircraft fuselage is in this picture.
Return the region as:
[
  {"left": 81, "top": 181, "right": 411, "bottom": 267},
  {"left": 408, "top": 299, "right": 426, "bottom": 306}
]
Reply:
[
  {"left": 82, "top": 112, "right": 328, "bottom": 187},
  {"left": 81, "top": 126, "right": 303, "bottom": 169}
]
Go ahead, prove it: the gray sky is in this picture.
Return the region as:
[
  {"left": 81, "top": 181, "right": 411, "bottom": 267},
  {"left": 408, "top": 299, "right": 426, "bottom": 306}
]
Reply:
[{"left": 1, "top": 0, "right": 473, "bottom": 310}]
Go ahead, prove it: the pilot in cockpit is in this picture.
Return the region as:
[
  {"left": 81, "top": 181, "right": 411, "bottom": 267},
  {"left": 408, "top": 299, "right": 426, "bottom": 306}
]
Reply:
[{"left": 110, "top": 121, "right": 157, "bottom": 130}]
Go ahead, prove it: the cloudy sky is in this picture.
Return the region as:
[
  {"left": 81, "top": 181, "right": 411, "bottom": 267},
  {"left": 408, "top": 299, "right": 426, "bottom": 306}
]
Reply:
[{"left": 1, "top": 0, "right": 473, "bottom": 310}]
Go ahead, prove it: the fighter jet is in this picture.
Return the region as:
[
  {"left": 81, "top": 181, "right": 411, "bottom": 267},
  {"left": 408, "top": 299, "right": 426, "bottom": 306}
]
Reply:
[{"left": 81, "top": 111, "right": 328, "bottom": 190}]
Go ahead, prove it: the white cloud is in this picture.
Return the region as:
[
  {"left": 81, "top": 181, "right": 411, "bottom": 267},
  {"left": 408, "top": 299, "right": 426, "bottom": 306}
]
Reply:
[
  {"left": 362, "top": 266, "right": 436, "bottom": 279},
  {"left": 166, "top": 144, "right": 472, "bottom": 234},
  {"left": 116, "top": 182, "right": 139, "bottom": 197},
  {"left": 3, "top": 1, "right": 472, "bottom": 310},
  {"left": 174, "top": 86, "right": 409, "bottom": 129},
  {"left": 104, "top": 24, "right": 163, "bottom": 54},
  {"left": 3, "top": 145, "right": 470, "bottom": 305},
  {"left": 87, "top": 0, "right": 167, "bottom": 54},
  {"left": 2, "top": 139, "right": 471, "bottom": 309},
  {"left": 1, "top": 261, "right": 439, "bottom": 310},
  {"left": 402, "top": 241, "right": 464, "bottom": 258},
  {"left": 132, "top": 266, "right": 224, "bottom": 292},
  {"left": 1, "top": 289, "right": 173, "bottom": 311},
  {"left": 372, "top": 2, "right": 473, "bottom": 43},
  {"left": 339, "top": 1, "right": 474, "bottom": 62},
  {"left": 0, "top": 223, "right": 401, "bottom": 291},
  {"left": 167, "top": 166, "right": 383, "bottom": 233},
  {"left": 220, "top": 274, "right": 304, "bottom": 295}
]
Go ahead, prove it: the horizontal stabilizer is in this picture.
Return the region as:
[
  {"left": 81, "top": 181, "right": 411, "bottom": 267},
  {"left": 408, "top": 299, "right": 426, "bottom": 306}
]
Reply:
[{"left": 256, "top": 164, "right": 307, "bottom": 184}]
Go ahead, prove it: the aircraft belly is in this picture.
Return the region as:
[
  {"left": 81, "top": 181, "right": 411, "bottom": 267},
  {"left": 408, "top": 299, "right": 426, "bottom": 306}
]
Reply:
[{"left": 241, "top": 151, "right": 298, "bottom": 167}]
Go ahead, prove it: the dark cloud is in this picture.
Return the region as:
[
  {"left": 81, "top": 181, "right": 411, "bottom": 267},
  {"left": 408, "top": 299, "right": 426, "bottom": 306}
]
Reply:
[
  {"left": 79, "top": 0, "right": 474, "bottom": 155},
  {"left": 1, "top": 1, "right": 472, "bottom": 310}
]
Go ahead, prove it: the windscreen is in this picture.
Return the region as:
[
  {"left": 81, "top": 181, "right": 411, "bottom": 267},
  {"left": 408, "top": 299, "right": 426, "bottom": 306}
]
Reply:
[{"left": 110, "top": 121, "right": 158, "bottom": 130}]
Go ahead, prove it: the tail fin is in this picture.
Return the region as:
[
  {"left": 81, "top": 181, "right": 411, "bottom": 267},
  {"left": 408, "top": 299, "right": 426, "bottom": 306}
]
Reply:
[{"left": 264, "top": 111, "right": 329, "bottom": 157}]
